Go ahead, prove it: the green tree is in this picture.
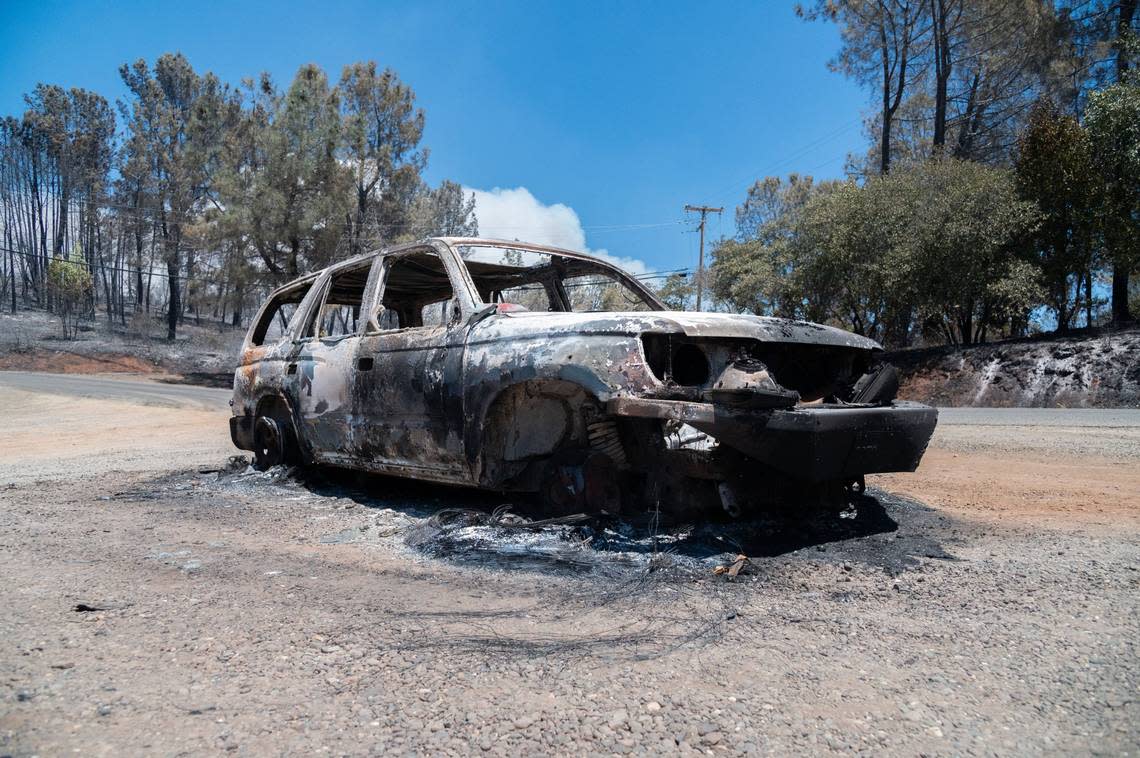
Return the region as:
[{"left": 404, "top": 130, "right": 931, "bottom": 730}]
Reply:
[
  {"left": 710, "top": 175, "right": 839, "bottom": 318},
  {"left": 1015, "top": 99, "right": 1100, "bottom": 329},
  {"left": 880, "top": 159, "right": 1042, "bottom": 344},
  {"left": 709, "top": 237, "right": 787, "bottom": 316},
  {"left": 406, "top": 179, "right": 478, "bottom": 240},
  {"left": 787, "top": 179, "right": 904, "bottom": 337},
  {"left": 656, "top": 272, "right": 694, "bottom": 310},
  {"left": 338, "top": 62, "right": 427, "bottom": 252},
  {"left": 1084, "top": 44, "right": 1140, "bottom": 324},
  {"left": 218, "top": 66, "right": 351, "bottom": 278},
  {"left": 119, "top": 53, "right": 233, "bottom": 339},
  {"left": 48, "top": 244, "right": 93, "bottom": 338},
  {"left": 716, "top": 161, "right": 1040, "bottom": 346}
]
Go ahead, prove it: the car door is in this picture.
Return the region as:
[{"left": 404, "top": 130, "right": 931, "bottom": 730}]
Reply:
[
  {"left": 286, "top": 257, "right": 380, "bottom": 463},
  {"left": 350, "top": 246, "right": 470, "bottom": 479}
]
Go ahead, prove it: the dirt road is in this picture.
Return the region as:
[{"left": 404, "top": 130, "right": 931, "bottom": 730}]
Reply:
[{"left": 1, "top": 373, "right": 1137, "bottom": 756}]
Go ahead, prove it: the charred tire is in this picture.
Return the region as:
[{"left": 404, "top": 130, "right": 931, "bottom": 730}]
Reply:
[
  {"left": 253, "top": 409, "right": 301, "bottom": 471},
  {"left": 253, "top": 416, "right": 286, "bottom": 471}
]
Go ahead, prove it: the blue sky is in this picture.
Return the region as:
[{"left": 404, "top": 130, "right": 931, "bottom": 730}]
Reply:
[{"left": 0, "top": 0, "right": 868, "bottom": 276}]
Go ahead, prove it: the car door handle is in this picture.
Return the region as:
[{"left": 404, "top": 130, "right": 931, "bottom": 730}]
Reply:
[
  {"left": 287, "top": 363, "right": 297, "bottom": 375},
  {"left": 357, "top": 357, "right": 374, "bottom": 371}
]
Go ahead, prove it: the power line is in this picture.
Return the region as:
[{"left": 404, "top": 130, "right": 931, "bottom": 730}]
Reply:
[{"left": 702, "top": 119, "right": 863, "bottom": 208}]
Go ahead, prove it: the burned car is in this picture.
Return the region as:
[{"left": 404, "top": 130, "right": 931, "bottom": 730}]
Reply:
[{"left": 230, "top": 238, "right": 936, "bottom": 517}]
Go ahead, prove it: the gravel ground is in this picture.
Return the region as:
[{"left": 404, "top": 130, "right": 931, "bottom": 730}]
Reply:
[{"left": 1, "top": 376, "right": 1137, "bottom": 756}]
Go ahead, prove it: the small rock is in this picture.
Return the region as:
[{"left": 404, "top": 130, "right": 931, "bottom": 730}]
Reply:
[
  {"left": 645, "top": 701, "right": 661, "bottom": 713},
  {"left": 97, "top": 704, "right": 112, "bottom": 717}
]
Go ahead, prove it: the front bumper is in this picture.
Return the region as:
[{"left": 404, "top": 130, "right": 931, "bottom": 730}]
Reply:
[{"left": 607, "top": 397, "right": 937, "bottom": 483}]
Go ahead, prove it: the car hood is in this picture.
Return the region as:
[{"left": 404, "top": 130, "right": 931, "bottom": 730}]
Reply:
[{"left": 484, "top": 310, "right": 882, "bottom": 351}]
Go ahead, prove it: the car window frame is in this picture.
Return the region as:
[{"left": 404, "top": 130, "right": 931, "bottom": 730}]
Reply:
[
  {"left": 292, "top": 255, "right": 385, "bottom": 345},
  {"left": 440, "top": 239, "right": 665, "bottom": 313},
  {"left": 243, "top": 273, "right": 322, "bottom": 352},
  {"left": 369, "top": 243, "right": 475, "bottom": 334}
]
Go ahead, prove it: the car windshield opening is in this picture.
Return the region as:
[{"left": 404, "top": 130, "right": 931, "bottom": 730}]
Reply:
[{"left": 457, "top": 244, "right": 658, "bottom": 313}]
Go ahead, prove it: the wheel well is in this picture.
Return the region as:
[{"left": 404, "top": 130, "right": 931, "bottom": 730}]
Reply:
[
  {"left": 255, "top": 394, "right": 292, "bottom": 423},
  {"left": 477, "top": 380, "right": 600, "bottom": 489}
]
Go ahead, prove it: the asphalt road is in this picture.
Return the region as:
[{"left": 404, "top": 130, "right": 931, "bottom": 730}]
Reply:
[
  {"left": 0, "top": 370, "right": 230, "bottom": 410},
  {"left": 3, "top": 370, "right": 1139, "bottom": 426},
  {"left": 935, "top": 406, "right": 1140, "bottom": 426}
]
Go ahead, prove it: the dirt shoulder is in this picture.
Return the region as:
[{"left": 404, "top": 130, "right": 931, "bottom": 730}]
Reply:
[
  {"left": 875, "top": 447, "right": 1140, "bottom": 532},
  {"left": 0, "top": 387, "right": 231, "bottom": 485},
  {"left": 0, "top": 347, "right": 164, "bottom": 376},
  {"left": 1, "top": 379, "right": 1136, "bottom": 756},
  {"left": 873, "top": 414, "right": 1140, "bottom": 533},
  {"left": 0, "top": 310, "right": 240, "bottom": 387}
]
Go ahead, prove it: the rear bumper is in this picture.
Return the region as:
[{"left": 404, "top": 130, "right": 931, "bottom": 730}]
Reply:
[
  {"left": 607, "top": 397, "right": 937, "bottom": 483},
  {"left": 230, "top": 414, "right": 254, "bottom": 451}
]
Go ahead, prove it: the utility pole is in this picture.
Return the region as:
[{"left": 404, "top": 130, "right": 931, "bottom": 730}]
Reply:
[{"left": 684, "top": 204, "right": 723, "bottom": 311}]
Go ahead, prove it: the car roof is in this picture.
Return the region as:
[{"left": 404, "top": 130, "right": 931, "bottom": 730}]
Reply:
[{"left": 267, "top": 236, "right": 643, "bottom": 293}]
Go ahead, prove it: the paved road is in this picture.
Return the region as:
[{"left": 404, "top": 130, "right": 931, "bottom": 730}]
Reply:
[
  {"left": 936, "top": 407, "right": 1140, "bottom": 427},
  {"left": 0, "top": 370, "right": 230, "bottom": 410},
  {"left": 2, "top": 371, "right": 1138, "bottom": 426}
]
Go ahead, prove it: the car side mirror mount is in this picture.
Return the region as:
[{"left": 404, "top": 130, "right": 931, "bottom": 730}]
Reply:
[
  {"left": 364, "top": 307, "right": 385, "bottom": 335},
  {"left": 467, "top": 303, "right": 497, "bottom": 327}
]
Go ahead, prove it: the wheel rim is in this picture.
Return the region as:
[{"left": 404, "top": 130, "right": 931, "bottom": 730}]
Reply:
[{"left": 254, "top": 417, "right": 283, "bottom": 468}]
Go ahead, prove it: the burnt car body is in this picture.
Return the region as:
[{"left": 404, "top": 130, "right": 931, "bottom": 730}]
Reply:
[{"left": 230, "top": 237, "right": 936, "bottom": 516}]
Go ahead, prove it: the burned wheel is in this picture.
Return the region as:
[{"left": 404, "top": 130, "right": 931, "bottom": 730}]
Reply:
[{"left": 253, "top": 415, "right": 287, "bottom": 471}]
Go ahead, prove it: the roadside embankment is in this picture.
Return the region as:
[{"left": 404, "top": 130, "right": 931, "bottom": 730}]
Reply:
[{"left": 892, "top": 327, "right": 1140, "bottom": 408}]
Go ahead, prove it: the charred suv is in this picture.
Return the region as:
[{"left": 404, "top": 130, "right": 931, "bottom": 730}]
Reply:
[{"left": 230, "top": 238, "right": 936, "bottom": 517}]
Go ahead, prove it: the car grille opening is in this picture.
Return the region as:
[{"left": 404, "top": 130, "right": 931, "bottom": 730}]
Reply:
[
  {"left": 642, "top": 335, "right": 710, "bottom": 387},
  {"left": 672, "top": 344, "right": 710, "bottom": 385}
]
